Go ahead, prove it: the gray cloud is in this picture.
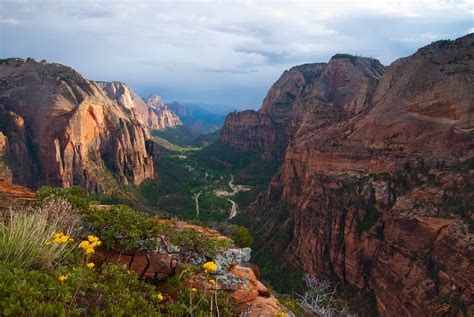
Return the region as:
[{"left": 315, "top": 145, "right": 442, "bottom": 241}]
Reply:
[{"left": 0, "top": 0, "right": 471, "bottom": 109}]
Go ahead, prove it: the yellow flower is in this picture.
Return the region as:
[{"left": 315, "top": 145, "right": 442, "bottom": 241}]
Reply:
[
  {"left": 209, "top": 279, "right": 216, "bottom": 285},
  {"left": 58, "top": 275, "right": 68, "bottom": 282},
  {"left": 202, "top": 261, "right": 218, "bottom": 274},
  {"left": 86, "top": 262, "right": 95, "bottom": 269},
  {"left": 78, "top": 240, "right": 91, "bottom": 250},
  {"left": 88, "top": 235, "right": 99, "bottom": 243},
  {"left": 84, "top": 247, "right": 95, "bottom": 255},
  {"left": 157, "top": 292, "right": 164, "bottom": 302},
  {"left": 52, "top": 232, "right": 73, "bottom": 244},
  {"left": 191, "top": 288, "right": 197, "bottom": 293},
  {"left": 278, "top": 312, "right": 288, "bottom": 317}
]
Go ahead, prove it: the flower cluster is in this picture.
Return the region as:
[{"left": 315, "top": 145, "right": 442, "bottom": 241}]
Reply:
[
  {"left": 202, "top": 261, "right": 217, "bottom": 274},
  {"left": 58, "top": 275, "right": 68, "bottom": 282},
  {"left": 78, "top": 235, "right": 102, "bottom": 255},
  {"left": 157, "top": 292, "right": 164, "bottom": 303},
  {"left": 48, "top": 232, "right": 74, "bottom": 245}
]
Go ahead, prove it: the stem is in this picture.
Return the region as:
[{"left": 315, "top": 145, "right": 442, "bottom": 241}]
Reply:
[
  {"left": 214, "top": 288, "right": 220, "bottom": 317},
  {"left": 69, "top": 254, "right": 86, "bottom": 308}
]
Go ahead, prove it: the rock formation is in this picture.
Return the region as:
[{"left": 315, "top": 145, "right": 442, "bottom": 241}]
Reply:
[
  {"left": 222, "top": 34, "right": 474, "bottom": 315},
  {"left": 0, "top": 58, "right": 159, "bottom": 193},
  {"left": 145, "top": 94, "right": 183, "bottom": 130},
  {"left": 0, "top": 181, "right": 36, "bottom": 210},
  {"left": 97, "top": 82, "right": 182, "bottom": 131},
  {"left": 220, "top": 56, "right": 385, "bottom": 160}
]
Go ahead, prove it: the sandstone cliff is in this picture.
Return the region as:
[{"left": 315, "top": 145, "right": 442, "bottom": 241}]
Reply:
[
  {"left": 97, "top": 82, "right": 182, "bottom": 131},
  {"left": 233, "top": 34, "right": 473, "bottom": 316},
  {"left": 145, "top": 94, "right": 183, "bottom": 130},
  {"left": 0, "top": 58, "right": 159, "bottom": 193},
  {"left": 220, "top": 56, "right": 385, "bottom": 160}
]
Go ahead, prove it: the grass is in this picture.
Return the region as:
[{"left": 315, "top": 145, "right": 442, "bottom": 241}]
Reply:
[{"left": 0, "top": 198, "right": 80, "bottom": 271}]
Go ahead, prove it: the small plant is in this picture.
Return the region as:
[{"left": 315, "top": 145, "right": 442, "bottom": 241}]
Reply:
[
  {"left": 229, "top": 225, "right": 253, "bottom": 248},
  {"left": 296, "top": 275, "right": 352, "bottom": 316}
]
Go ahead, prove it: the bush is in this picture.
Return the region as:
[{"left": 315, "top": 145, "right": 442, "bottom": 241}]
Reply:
[
  {"left": 83, "top": 204, "right": 166, "bottom": 251},
  {"left": 84, "top": 204, "right": 231, "bottom": 256},
  {"left": 0, "top": 261, "right": 161, "bottom": 316},
  {"left": 0, "top": 198, "right": 80, "bottom": 271},
  {"left": 229, "top": 225, "right": 253, "bottom": 248},
  {"left": 36, "top": 186, "right": 92, "bottom": 213}
]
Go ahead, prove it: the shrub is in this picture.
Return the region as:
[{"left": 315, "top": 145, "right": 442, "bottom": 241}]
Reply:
[
  {"left": 83, "top": 204, "right": 166, "bottom": 251},
  {"left": 229, "top": 225, "right": 253, "bottom": 248},
  {"left": 0, "top": 261, "right": 161, "bottom": 316},
  {"left": 0, "top": 198, "right": 80, "bottom": 271},
  {"left": 84, "top": 204, "right": 231, "bottom": 255},
  {"left": 36, "top": 186, "right": 92, "bottom": 213}
]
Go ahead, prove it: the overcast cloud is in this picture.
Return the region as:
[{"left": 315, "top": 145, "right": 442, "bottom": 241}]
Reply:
[{"left": 0, "top": 0, "right": 472, "bottom": 109}]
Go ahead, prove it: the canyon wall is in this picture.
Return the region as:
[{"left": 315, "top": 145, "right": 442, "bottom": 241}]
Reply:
[
  {"left": 220, "top": 56, "right": 385, "bottom": 160},
  {"left": 97, "top": 82, "right": 182, "bottom": 131},
  {"left": 223, "top": 34, "right": 474, "bottom": 315},
  {"left": 0, "top": 58, "right": 159, "bottom": 193}
]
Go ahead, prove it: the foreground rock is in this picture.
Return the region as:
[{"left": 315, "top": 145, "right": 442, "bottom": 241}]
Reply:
[
  {"left": 0, "top": 181, "right": 35, "bottom": 210},
  {"left": 223, "top": 34, "right": 474, "bottom": 315},
  {"left": 0, "top": 58, "right": 159, "bottom": 193}
]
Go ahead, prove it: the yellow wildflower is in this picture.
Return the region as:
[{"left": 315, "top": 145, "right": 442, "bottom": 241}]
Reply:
[
  {"left": 157, "top": 292, "right": 164, "bottom": 302},
  {"left": 278, "top": 312, "right": 288, "bottom": 317},
  {"left": 191, "top": 288, "right": 197, "bottom": 293},
  {"left": 86, "top": 262, "right": 95, "bottom": 269},
  {"left": 87, "top": 235, "right": 100, "bottom": 243},
  {"left": 58, "top": 275, "right": 68, "bottom": 282},
  {"left": 209, "top": 279, "right": 216, "bottom": 285},
  {"left": 84, "top": 247, "right": 95, "bottom": 255},
  {"left": 202, "top": 261, "right": 218, "bottom": 274},
  {"left": 52, "top": 232, "right": 73, "bottom": 244},
  {"left": 78, "top": 240, "right": 91, "bottom": 250}
]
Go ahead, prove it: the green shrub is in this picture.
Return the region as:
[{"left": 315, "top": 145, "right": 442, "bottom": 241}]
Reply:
[
  {"left": 83, "top": 204, "right": 166, "bottom": 251},
  {"left": 84, "top": 204, "right": 231, "bottom": 255},
  {"left": 229, "top": 225, "right": 253, "bottom": 248},
  {"left": 0, "top": 198, "right": 80, "bottom": 271},
  {"left": 36, "top": 186, "right": 92, "bottom": 213},
  {"left": 0, "top": 261, "right": 161, "bottom": 316}
]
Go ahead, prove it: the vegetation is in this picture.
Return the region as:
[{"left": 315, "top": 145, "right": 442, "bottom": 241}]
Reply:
[
  {"left": 0, "top": 188, "right": 239, "bottom": 316},
  {"left": 229, "top": 225, "right": 253, "bottom": 248},
  {"left": 0, "top": 198, "right": 80, "bottom": 271}
]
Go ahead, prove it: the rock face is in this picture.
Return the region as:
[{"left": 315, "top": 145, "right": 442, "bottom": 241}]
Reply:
[
  {"left": 226, "top": 34, "right": 474, "bottom": 315},
  {"left": 97, "top": 82, "right": 182, "bottom": 131},
  {"left": 144, "top": 95, "right": 182, "bottom": 130},
  {"left": 0, "top": 181, "right": 35, "bottom": 210},
  {"left": 0, "top": 58, "right": 159, "bottom": 193},
  {"left": 220, "top": 57, "right": 385, "bottom": 160}
]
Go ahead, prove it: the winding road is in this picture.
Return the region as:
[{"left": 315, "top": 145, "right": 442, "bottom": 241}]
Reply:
[{"left": 194, "top": 174, "right": 251, "bottom": 219}]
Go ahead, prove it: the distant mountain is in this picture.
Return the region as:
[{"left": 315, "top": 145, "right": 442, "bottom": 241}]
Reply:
[
  {"left": 166, "top": 101, "right": 226, "bottom": 133},
  {"left": 182, "top": 102, "right": 239, "bottom": 116}
]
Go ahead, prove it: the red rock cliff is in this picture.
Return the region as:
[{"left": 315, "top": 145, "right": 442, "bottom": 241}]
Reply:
[
  {"left": 220, "top": 57, "right": 384, "bottom": 160},
  {"left": 0, "top": 58, "right": 159, "bottom": 193},
  {"left": 241, "top": 35, "right": 473, "bottom": 316}
]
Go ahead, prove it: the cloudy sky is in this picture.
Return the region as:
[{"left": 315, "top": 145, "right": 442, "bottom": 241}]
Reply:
[{"left": 0, "top": 0, "right": 472, "bottom": 109}]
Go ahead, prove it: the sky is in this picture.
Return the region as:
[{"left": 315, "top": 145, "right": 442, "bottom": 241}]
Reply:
[{"left": 0, "top": 0, "right": 472, "bottom": 109}]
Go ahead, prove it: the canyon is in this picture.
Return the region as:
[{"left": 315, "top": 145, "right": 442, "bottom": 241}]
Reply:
[
  {"left": 0, "top": 34, "right": 472, "bottom": 316},
  {"left": 220, "top": 34, "right": 474, "bottom": 315}
]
